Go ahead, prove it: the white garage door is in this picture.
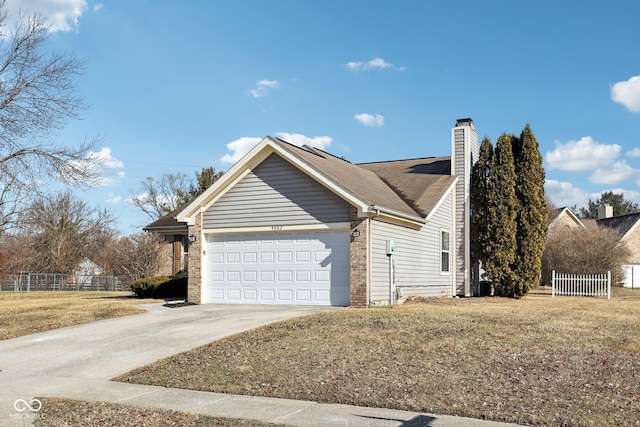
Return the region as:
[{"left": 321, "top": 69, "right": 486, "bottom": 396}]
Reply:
[{"left": 206, "top": 231, "right": 350, "bottom": 306}]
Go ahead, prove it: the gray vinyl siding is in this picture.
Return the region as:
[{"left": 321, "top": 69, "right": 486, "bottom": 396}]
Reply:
[
  {"left": 453, "top": 127, "right": 478, "bottom": 296},
  {"left": 203, "top": 154, "right": 350, "bottom": 228},
  {"left": 370, "top": 190, "right": 455, "bottom": 305},
  {"left": 453, "top": 127, "right": 466, "bottom": 295}
]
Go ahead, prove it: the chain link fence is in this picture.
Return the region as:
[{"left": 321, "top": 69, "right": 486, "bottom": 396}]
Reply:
[{"left": 0, "top": 272, "right": 126, "bottom": 292}]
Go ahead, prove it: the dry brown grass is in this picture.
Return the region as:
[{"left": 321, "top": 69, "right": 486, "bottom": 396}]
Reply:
[
  {"left": 0, "top": 291, "right": 156, "bottom": 340},
  {"left": 33, "top": 397, "right": 288, "bottom": 427},
  {"left": 119, "top": 288, "right": 640, "bottom": 427}
]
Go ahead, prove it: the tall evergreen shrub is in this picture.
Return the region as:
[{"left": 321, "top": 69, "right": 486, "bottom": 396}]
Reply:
[
  {"left": 484, "top": 134, "right": 518, "bottom": 296},
  {"left": 471, "top": 137, "right": 493, "bottom": 271},
  {"left": 512, "top": 125, "right": 548, "bottom": 296}
]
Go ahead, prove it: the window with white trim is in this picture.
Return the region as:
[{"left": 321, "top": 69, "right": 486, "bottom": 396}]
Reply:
[{"left": 440, "top": 230, "right": 451, "bottom": 274}]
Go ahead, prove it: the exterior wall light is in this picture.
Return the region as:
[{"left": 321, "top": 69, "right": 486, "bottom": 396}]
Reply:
[
  {"left": 351, "top": 230, "right": 360, "bottom": 238},
  {"left": 188, "top": 235, "right": 197, "bottom": 242}
]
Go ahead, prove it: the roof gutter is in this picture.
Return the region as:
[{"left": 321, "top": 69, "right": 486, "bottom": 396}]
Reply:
[{"left": 366, "top": 204, "right": 426, "bottom": 227}]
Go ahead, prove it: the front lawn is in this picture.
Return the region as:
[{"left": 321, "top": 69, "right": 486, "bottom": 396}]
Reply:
[
  {"left": 0, "top": 291, "right": 155, "bottom": 340},
  {"left": 117, "top": 288, "right": 640, "bottom": 427},
  {"left": 33, "top": 398, "right": 287, "bottom": 427}
]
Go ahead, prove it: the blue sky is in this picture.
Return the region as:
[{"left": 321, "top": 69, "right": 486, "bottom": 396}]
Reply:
[{"left": 8, "top": 1, "right": 640, "bottom": 234}]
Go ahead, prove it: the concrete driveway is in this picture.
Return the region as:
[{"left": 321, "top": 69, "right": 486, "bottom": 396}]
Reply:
[
  {"left": 0, "top": 303, "right": 522, "bottom": 427},
  {"left": 0, "top": 303, "right": 333, "bottom": 425}
]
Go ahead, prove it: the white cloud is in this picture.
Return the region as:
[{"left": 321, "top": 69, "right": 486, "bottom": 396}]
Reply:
[
  {"left": 94, "top": 4, "right": 104, "bottom": 12},
  {"left": 275, "top": 132, "right": 332, "bottom": 150},
  {"left": 220, "top": 133, "right": 333, "bottom": 163},
  {"left": 344, "top": 62, "right": 362, "bottom": 71},
  {"left": 221, "top": 136, "right": 262, "bottom": 163},
  {"left": 545, "top": 136, "right": 621, "bottom": 171},
  {"left": 627, "top": 148, "right": 640, "bottom": 158},
  {"left": 87, "top": 147, "right": 124, "bottom": 169},
  {"left": 611, "top": 75, "right": 640, "bottom": 113},
  {"left": 354, "top": 113, "right": 384, "bottom": 127},
  {"left": 106, "top": 192, "right": 121, "bottom": 204},
  {"left": 544, "top": 179, "right": 590, "bottom": 209},
  {"left": 70, "top": 147, "right": 125, "bottom": 187},
  {"left": 127, "top": 192, "right": 176, "bottom": 210},
  {"left": 250, "top": 80, "right": 280, "bottom": 98},
  {"left": 343, "top": 57, "right": 404, "bottom": 72},
  {"left": 590, "top": 160, "right": 640, "bottom": 185},
  {"left": 5, "top": 0, "right": 88, "bottom": 33}
]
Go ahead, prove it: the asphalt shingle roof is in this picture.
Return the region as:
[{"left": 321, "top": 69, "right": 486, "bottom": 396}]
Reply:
[
  {"left": 271, "top": 137, "right": 455, "bottom": 219},
  {"left": 148, "top": 136, "right": 459, "bottom": 229},
  {"left": 597, "top": 212, "right": 640, "bottom": 237},
  {"left": 358, "top": 157, "right": 455, "bottom": 218}
]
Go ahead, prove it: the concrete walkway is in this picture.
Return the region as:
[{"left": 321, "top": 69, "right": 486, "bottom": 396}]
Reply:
[{"left": 0, "top": 303, "right": 522, "bottom": 427}]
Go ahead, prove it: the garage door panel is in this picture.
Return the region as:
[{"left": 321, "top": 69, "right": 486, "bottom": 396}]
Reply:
[
  {"left": 260, "top": 271, "right": 275, "bottom": 281},
  {"left": 278, "top": 289, "right": 293, "bottom": 301},
  {"left": 315, "top": 271, "right": 330, "bottom": 282},
  {"left": 260, "top": 252, "right": 275, "bottom": 263},
  {"left": 315, "top": 290, "right": 330, "bottom": 302},
  {"left": 243, "top": 289, "right": 258, "bottom": 301},
  {"left": 296, "top": 290, "right": 311, "bottom": 301},
  {"left": 243, "top": 271, "right": 257, "bottom": 282},
  {"left": 277, "top": 251, "right": 292, "bottom": 262},
  {"left": 296, "top": 251, "right": 311, "bottom": 262},
  {"left": 260, "top": 289, "right": 275, "bottom": 301},
  {"left": 315, "top": 250, "right": 330, "bottom": 262},
  {"left": 227, "top": 289, "right": 241, "bottom": 301},
  {"left": 278, "top": 270, "right": 293, "bottom": 281},
  {"left": 206, "top": 231, "right": 349, "bottom": 306},
  {"left": 296, "top": 270, "right": 311, "bottom": 282},
  {"left": 243, "top": 252, "right": 257, "bottom": 263}
]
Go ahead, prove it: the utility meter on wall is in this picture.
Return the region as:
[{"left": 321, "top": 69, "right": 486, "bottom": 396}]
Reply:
[{"left": 386, "top": 240, "right": 395, "bottom": 256}]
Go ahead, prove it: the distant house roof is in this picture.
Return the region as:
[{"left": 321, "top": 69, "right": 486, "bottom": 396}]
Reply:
[
  {"left": 597, "top": 211, "right": 640, "bottom": 237},
  {"left": 548, "top": 207, "right": 585, "bottom": 230},
  {"left": 144, "top": 208, "right": 188, "bottom": 234},
  {"left": 74, "top": 258, "right": 103, "bottom": 276},
  {"left": 547, "top": 207, "right": 562, "bottom": 224}
]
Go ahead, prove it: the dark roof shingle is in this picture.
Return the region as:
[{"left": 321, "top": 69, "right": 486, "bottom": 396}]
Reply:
[
  {"left": 271, "top": 137, "right": 455, "bottom": 219},
  {"left": 597, "top": 212, "right": 640, "bottom": 236}
]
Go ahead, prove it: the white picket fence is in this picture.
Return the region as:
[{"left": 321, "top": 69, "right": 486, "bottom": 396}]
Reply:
[{"left": 551, "top": 270, "right": 611, "bottom": 299}]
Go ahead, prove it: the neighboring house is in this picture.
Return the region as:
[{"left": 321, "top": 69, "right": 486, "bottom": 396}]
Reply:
[
  {"left": 73, "top": 258, "right": 103, "bottom": 286},
  {"left": 595, "top": 207, "right": 640, "bottom": 288},
  {"left": 597, "top": 210, "right": 640, "bottom": 265},
  {"left": 546, "top": 205, "right": 640, "bottom": 287},
  {"left": 176, "top": 119, "right": 478, "bottom": 307},
  {"left": 547, "top": 207, "right": 585, "bottom": 234},
  {"left": 144, "top": 210, "right": 189, "bottom": 276}
]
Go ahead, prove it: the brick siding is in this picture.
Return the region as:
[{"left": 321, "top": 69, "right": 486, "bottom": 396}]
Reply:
[
  {"left": 350, "top": 206, "right": 368, "bottom": 308},
  {"left": 187, "top": 214, "right": 202, "bottom": 304}
]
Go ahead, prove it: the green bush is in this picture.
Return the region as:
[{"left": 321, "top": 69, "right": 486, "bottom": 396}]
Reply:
[{"left": 130, "top": 275, "right": 187, "bottom": 299}]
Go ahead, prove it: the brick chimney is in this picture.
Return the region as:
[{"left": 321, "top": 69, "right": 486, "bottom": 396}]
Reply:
[{"left": 598, "top": 204, "right": 613, "bottom": 220}]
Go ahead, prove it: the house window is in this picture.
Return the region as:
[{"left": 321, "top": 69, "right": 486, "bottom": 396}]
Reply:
[{"left": 441, "top": 230, "right": 451, "bottom": 274}]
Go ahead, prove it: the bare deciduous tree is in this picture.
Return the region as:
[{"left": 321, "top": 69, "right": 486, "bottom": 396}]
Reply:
[
  {"left": 130, "top": 173, "right": 190, "bottom": 221},
  {"left": 23, "top": 190, "right": 116, "bottom": 273},
  {"left": 105, "top": 232, "right": 165, "bottom": 283},
  {"left": 131, "top": 167, "right": 224, "bottom": 222},
  {"left": 0, "top": 2, "right": 101, "bottom": 232},
  {"left": 542, "top": 226, "right": 631, "bottom": 285}
]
